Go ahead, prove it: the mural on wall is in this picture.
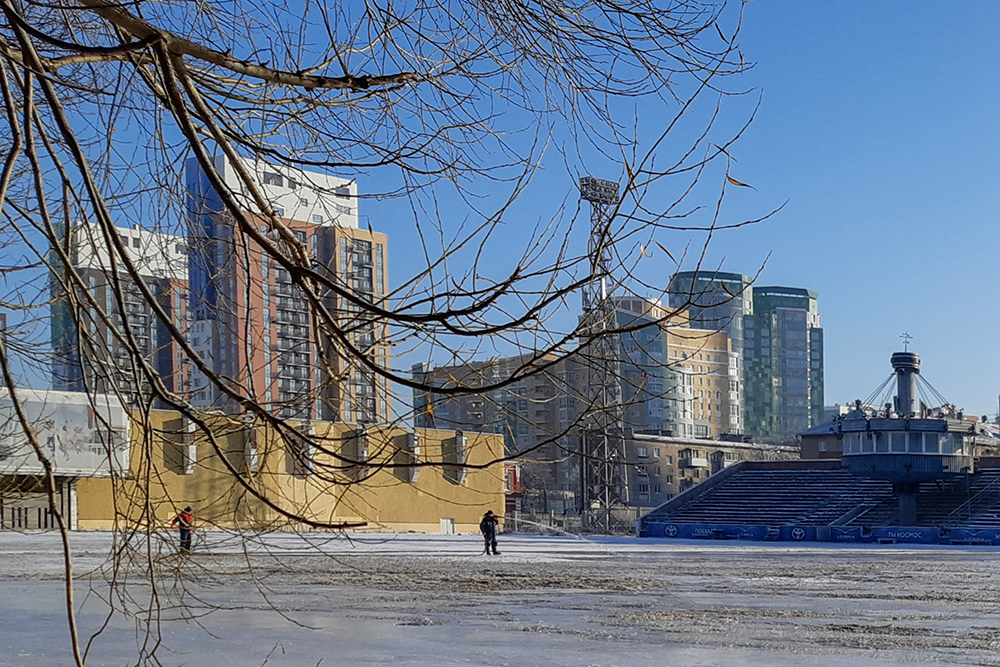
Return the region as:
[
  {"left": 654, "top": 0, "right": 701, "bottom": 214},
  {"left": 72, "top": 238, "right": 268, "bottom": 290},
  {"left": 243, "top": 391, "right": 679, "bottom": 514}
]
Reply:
[{"left": 0, "top": 390, "right": 129, "bottom": 477}]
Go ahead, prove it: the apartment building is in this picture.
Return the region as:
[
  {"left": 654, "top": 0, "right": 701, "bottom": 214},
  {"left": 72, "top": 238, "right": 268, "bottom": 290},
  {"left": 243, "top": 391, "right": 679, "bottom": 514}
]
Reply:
[
  {"left": 185, "top": 155, "right": 389, "bottom": 423},
  {"left": 615, "top": 298, "right": 693, "bottom": 436},
  {"left": 412, "top": 355, "right": 579, "bottom": 511},
  {"left": 665, "top": 325, "right": 738, "bottom": 439},
  {"left": 744, "top": 286, "right": 824, "bottom": 443},
  {"left": 667, "top": 271, "right": 751, "bottom": 433},
  {"left": 616, "top": 297, "right": 737, "bottom": 439},
  {"left": 51, "top": 222, "right": 189, "bottom": 404}
]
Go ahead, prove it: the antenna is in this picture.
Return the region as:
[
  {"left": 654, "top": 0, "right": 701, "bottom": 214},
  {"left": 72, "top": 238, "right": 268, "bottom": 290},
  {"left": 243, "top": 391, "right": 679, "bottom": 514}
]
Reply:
[
  {"left": 578, "top": 175, "right": 627, "bottom": 533},
  {"left": 900, "top": 332, "right": 912, "bottom": 352}
]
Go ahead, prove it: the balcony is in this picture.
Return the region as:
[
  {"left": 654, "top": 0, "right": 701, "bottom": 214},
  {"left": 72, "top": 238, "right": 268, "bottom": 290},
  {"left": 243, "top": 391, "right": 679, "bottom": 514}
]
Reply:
[{"left": 679, "top": 457, "right": 709, "bottom": 469}]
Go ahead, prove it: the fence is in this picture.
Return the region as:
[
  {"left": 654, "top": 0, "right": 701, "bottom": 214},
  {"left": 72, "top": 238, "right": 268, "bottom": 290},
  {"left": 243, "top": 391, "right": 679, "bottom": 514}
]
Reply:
[
  {"left": 505, "top": 507, "right": 652, "bottom": 535},
  {"left": 0, "top": 502, "right": 58, "bottom": 530}
]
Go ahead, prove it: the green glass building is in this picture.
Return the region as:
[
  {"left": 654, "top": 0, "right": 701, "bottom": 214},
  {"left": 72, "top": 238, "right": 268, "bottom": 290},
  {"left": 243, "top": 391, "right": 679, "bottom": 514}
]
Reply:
[{"left": 743, "top": 287, "right": 824, "bottom": 443}]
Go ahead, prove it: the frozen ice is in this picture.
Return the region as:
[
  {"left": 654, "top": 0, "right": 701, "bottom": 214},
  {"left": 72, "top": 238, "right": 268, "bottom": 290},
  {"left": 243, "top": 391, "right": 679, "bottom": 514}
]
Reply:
[{"left": 3, "top": 531, "right": 1000, "bottom": 665}]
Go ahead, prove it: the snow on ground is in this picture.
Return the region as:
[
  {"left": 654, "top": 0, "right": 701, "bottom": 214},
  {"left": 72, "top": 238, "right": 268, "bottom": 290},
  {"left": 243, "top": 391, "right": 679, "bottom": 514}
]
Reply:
[{"left": 5, "top": 531, "right": 1000, "bottom": 666}]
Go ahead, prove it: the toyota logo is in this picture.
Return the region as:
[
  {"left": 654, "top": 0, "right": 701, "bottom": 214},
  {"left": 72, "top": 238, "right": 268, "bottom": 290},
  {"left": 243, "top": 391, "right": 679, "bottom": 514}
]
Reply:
[
  {"left": 791, "top": 527, "right": 806, "bottom": 541},
  {"left": 664, "top": 525, "right": 678, "bottom": 537}
]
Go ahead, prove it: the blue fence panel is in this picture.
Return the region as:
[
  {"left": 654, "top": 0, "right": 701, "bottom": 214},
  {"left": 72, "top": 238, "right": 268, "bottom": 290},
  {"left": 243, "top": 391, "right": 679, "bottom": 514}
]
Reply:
[
  {"left": 779, "top": 526, "right": 816, "bottom": 542},
  {"left": 869, "top": 527, "right": 939, "bottom": 544},
  {"left": 641, "top": 522, "right": 987, "bottom": 545},
  {"left": 829, "top": 526, "right": 866, "bottom": 543},
  {"left": 939, "top": 528, "right": 1000, "bottom": 544}
]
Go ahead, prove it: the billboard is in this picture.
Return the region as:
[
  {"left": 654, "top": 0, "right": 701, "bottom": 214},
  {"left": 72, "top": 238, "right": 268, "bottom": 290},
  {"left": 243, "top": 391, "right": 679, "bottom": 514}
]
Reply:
[{"left": 0, "top": 389, "right": 129, "bottom": 477}]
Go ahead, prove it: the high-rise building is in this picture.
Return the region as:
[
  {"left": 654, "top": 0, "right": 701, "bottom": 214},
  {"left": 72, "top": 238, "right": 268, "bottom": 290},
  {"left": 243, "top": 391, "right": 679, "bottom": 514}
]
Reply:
[
  {"left": 665, "top": 324, "right": 736, "bottom": 439},
  {"left": 185, "top": 155, "right": 390, "bottom": 423},
  {"left": 743, "top": 286, "right": 824, "bottom": 442},
  {"left": 51, "top": 222, "right": 189, "bottom": 404},
  {"left": 616, "top": 297, "right": 737, "bottom": 439},
  {"left": 616, "top": 298, "right": 693, "bottom": 436},
  {"left": 667, "top": 271, "right": 751, "bottom": 433}
]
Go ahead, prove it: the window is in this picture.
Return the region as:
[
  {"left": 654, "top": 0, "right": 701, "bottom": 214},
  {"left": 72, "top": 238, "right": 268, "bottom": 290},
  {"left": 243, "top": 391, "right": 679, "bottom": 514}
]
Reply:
[
  {"left": 132, "top": 237, "right": 140, "bottom": 248},
  {"left": 175, "top": 244, "right": 186, "bottom": 254},
  {"left": 336, "top": 187, "right": 350, "bottom": 198},
  {"left": 653, "top": 485, "right": 661, "bottom": 494},
  {"left": 312, "top": 214, "right": 324, "bottom": 224},
  {"left": 637, "top": 447, "right": 648, "bottom": 457},
  {"left": 653, "top": 448, "right": 660, "bottom": 458},
  {"left": 273, "top": 206, "right": 285, "bottom": 217},
  {"left": 300, "top": 198, "right": 310, "bottom": 206},
  {"left": 263, "top": 172, "right": 283, "bottom": 186}
]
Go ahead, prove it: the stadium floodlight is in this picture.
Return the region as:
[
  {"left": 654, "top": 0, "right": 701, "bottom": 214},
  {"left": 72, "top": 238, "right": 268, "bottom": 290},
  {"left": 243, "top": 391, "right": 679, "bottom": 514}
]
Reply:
[
  {"left": 579, "top": 176, "right": 619, "bottom": 205},
  {"left": 577, "top": 174, "right": 627, "bottom": 533}
]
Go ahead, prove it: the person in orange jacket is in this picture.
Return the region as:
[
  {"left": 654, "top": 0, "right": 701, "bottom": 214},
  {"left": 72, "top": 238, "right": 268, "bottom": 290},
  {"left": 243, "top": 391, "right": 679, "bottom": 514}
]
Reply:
[{"left": 171, "top": 506, "right": 194, "bottom": 553}]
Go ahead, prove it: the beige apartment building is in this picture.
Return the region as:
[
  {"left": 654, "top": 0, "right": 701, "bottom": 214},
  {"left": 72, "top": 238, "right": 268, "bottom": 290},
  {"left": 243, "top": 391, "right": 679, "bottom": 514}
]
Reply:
[
  {"left": 616, "top": 298, "right": 739, "bottom": 440},
  {"left": 665, "top": 325, "right": 737, "bottom": 439}
]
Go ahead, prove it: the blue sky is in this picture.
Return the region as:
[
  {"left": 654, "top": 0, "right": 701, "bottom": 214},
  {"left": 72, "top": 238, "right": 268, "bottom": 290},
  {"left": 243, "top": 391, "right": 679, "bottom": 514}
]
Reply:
[
  {"left": 373, "top": 1, "right": 1000, "bottom": 416},
  {"left": 725, "top": 1, "right": 1000, "bottom": 415},
  {"left": 10, "top": 1, "right": 1000, "bottom": 418}
]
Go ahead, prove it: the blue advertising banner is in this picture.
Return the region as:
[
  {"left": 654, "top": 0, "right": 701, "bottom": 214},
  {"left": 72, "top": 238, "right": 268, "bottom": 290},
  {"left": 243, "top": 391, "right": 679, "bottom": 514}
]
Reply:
[
  {"left": 640, "top": 522, "right": 959, "bottom": 544},
  {"left": 869, "top": 527, "right": 939, "bottom": 544},
  {"left": 938, "top": 528, "right": 1000, "bottom": 545}
]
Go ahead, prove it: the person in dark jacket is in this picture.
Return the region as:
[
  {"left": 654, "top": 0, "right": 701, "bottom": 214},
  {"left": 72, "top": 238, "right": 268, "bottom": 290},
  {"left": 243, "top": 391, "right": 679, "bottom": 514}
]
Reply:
[
  {"left": 171, "top": 506, "right": 194, "bottom": 553},
  {"left": 480, "top": 510, "right": 500, "bottom": 555}
]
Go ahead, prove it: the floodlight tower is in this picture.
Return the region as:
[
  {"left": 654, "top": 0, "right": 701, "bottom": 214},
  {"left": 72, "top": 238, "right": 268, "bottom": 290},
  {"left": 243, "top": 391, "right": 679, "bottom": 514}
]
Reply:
[{"left": 578, "top": 176, "right": 627, "bottom": 533}]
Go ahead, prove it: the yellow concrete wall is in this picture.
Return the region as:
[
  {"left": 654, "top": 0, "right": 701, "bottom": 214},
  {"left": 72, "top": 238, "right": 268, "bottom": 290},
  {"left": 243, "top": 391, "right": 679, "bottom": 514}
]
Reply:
[{"left": 77, "top": 410, "right": 505, "bottom": 533}]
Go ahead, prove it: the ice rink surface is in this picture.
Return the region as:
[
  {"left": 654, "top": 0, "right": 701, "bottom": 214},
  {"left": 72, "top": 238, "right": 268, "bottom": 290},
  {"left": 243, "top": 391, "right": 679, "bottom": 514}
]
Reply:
[{"left": 4, "top": 531, "right": 1000, "bottom": 666}]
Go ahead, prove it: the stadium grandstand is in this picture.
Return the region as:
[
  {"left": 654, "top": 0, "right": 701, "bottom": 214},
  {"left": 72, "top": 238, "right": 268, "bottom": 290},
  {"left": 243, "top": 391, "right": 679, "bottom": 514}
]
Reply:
[{"left": 638, "top": 351, "right": 1000, "bottom": 545}]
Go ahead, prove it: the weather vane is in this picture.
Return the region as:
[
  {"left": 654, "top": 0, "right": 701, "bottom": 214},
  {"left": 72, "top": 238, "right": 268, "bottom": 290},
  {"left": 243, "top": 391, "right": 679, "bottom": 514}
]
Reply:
[{"left": 900, "top": 332, "right": 912, "bottom": 352}]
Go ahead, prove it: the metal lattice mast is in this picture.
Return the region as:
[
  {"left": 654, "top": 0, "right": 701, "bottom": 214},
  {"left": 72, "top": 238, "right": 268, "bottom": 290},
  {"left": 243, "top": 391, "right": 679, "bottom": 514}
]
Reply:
[{"left": 578, "top": 176, "right": 627, "bottom": 533}]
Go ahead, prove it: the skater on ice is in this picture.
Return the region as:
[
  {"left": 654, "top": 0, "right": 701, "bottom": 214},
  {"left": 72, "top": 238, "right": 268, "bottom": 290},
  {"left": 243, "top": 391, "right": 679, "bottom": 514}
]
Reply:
[
  {"left": 480, "top": 509, "right": 500, "bottom": 555},
  {"left": 172, "top": 506, "right": 195, "bottom": 553}
]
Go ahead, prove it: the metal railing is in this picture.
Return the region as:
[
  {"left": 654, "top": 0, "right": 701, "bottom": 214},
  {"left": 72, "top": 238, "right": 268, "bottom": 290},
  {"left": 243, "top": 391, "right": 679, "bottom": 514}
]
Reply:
[{"left": 945, "top": 475, "right": 1000, "bottom": 527}]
